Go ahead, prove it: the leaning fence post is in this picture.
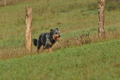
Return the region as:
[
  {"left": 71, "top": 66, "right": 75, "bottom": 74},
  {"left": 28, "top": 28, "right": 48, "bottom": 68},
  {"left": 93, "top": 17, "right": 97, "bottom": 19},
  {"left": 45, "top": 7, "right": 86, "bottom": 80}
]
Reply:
[{"left": 25, "top": 6, "right": 32, "bottom": 53}]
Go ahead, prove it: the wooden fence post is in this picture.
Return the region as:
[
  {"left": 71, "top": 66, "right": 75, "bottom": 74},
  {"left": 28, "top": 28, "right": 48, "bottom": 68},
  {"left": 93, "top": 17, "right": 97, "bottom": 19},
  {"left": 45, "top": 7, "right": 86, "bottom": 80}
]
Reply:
[
  {"left": 98, "top": 0, "right": 105, "bottom": 38},
  {"left": 4, "top": 0, "right": 7, "bottom": 6},
  {"left": 25, "top": 6, "right": 32, "bottom": 53}
]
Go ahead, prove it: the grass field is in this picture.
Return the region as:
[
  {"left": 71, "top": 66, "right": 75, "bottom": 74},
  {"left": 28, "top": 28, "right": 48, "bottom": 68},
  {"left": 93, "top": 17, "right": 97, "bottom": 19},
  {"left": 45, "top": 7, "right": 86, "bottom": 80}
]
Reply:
[
  {"left": 0, "top": 40, "right": 120, "bottom": 80},
  {"left": 0, "top": 0, "right": 120, "bottom": 80}
]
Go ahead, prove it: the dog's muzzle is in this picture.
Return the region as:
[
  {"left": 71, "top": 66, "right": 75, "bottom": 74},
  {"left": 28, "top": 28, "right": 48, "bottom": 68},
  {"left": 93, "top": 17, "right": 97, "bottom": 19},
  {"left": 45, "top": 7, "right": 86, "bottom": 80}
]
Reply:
[{"left": 55, "top": 35, "right": 60, "bottom": 41}]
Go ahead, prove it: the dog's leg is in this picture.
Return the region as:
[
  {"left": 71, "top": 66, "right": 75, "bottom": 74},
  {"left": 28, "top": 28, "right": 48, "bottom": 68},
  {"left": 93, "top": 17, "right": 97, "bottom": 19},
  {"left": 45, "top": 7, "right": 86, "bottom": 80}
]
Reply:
[
  {"left": 37, "top": 40, "right": 41, "bottom": 53},
  {"left": 40, "top": 46, "right": 45, "bottom": 53},
  {"left": 37, "top": 48, "right": 40, "bottom": 53},
  {"left": 47, "top": 48, "right": 52, "bottom": 53},
  {"left": 37, "top": 44, "right": 42, "bottom": 53},
  {"left": 37, "top": 45, "right": 44, "bottom": 53}
]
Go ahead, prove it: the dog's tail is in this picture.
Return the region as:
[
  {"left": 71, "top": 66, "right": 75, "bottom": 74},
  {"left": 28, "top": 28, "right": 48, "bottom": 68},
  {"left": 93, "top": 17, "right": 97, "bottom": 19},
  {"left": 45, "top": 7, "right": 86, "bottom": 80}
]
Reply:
[{"left": 33, "top": 39, "right": 37, "bottom": 46}]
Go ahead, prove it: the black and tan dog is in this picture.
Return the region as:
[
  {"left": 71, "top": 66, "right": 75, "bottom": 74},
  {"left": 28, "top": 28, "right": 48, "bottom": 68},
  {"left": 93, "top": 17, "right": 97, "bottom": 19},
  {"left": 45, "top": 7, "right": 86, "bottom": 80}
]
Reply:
[{"left": 33, "top": 28, "right": 60, "bottom": 53}]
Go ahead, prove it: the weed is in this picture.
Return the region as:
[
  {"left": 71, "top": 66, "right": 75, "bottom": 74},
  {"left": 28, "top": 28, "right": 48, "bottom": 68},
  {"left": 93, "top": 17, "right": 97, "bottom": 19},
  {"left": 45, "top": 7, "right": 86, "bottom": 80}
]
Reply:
[{"left": 79, "top": 30, "right": 91, "bottom": 44}]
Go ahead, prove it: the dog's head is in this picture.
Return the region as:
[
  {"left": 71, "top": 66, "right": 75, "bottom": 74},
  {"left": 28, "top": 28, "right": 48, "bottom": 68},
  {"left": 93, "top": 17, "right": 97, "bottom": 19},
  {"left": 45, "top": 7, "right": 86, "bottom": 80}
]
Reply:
[{"left": 50, "top": 28, "right": 61, "bottom": 41}]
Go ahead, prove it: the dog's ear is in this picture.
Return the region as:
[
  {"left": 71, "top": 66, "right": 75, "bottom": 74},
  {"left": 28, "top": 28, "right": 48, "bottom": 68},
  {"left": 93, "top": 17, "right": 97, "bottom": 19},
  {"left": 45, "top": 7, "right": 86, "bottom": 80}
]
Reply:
[
  {"left": 56, "top": 28, "right": 59, "bottom": 30},
  {"left": 50, "top": 29, "right": 53, "bottom": 32}
]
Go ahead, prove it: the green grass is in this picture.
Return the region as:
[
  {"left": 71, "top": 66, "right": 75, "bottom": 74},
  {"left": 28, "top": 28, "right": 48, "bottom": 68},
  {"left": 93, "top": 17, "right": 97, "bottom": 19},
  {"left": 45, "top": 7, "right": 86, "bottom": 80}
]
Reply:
[
  {"left": 0, "top": 40, "right": 120, "bottom": 80},
  {"left": 0, "top": 0, "right": 120, "bottom": 80},
  {"left": 0, "top": 0, "right": 120, "bottom": 47}
]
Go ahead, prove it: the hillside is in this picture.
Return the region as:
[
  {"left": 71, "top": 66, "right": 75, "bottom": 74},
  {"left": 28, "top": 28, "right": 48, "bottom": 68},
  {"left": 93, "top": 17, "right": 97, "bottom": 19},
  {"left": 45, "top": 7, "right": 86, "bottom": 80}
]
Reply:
[
  {"left": 0, "top": 0, "right": 120, "bottom": 79},
  {"left": 0, "top": 0, "right": 120, "bottom": 58},
  {"left": 0, "top": 0, "right": 120, "bottom": 46},
  {"left": 0, "top": 40, "right": 120, "bottom": 80}
]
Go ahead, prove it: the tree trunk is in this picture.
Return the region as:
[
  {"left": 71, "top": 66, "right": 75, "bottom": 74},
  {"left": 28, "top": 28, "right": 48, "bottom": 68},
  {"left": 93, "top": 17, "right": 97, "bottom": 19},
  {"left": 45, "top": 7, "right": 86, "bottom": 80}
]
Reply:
[
  {"left": 25, "top": 7, "right": 32, "bottom": 53},
  {"left": 98, "top": 0, "right": 105, "bottom": 38}
]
